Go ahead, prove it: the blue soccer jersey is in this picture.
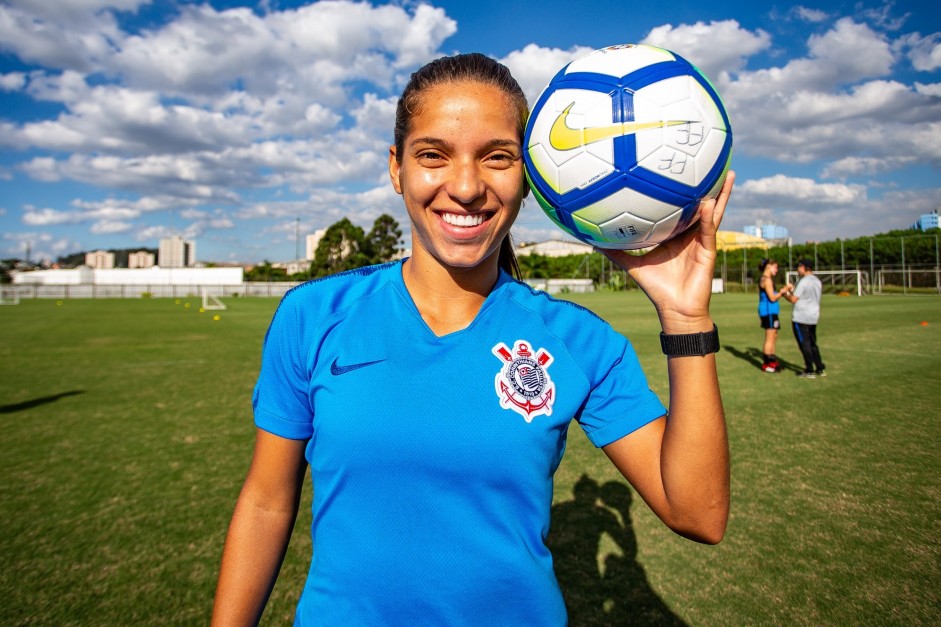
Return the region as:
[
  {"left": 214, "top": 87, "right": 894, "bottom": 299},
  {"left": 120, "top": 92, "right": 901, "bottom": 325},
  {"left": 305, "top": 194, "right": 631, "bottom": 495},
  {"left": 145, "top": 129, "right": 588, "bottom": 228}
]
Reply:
[
  {"left": 758, "top": 285, "right": 780, "bottom": 316},
  {"left": 252, "top": 260, "right": 666, "bottom": 626}
]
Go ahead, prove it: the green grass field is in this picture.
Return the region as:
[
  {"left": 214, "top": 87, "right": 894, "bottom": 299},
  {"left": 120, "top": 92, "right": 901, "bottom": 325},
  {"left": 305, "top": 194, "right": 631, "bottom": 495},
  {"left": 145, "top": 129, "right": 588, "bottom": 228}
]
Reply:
[{"left": 1, "top": 292, "right": 938, "bottom": 625}]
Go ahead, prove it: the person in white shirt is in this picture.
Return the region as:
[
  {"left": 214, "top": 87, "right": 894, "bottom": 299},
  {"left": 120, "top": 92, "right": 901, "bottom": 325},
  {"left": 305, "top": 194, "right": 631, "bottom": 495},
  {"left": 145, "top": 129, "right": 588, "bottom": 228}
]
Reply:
[{"left": 783, "top": 259, "right": 826, "bottom": 378}]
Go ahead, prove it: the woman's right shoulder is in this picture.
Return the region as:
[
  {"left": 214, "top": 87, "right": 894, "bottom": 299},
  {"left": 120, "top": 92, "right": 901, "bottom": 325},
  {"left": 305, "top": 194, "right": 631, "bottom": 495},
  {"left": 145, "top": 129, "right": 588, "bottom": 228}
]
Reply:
[{"left": 276, "top": 261, "right": 400, "bottom": 318}]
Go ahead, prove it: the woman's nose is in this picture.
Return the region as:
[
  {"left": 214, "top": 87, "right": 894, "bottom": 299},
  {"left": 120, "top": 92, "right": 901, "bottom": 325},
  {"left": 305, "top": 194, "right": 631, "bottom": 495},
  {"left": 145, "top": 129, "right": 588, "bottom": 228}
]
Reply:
[{"left": 447, "top": 160, "right": 485, "bottom": 204}]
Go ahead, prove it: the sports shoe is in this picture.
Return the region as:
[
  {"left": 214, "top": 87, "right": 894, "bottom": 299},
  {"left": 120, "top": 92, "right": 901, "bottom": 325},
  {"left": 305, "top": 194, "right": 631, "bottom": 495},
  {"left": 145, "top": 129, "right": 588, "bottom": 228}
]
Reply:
[
  {"left": 796, "top": 371, "right": 816, "bottom": 379},
  {"left": 817, "top": 370, "right": 827, "bottom": 377},
  {"left": 762, "top": 364, "right": 778, "bottom": 373}
]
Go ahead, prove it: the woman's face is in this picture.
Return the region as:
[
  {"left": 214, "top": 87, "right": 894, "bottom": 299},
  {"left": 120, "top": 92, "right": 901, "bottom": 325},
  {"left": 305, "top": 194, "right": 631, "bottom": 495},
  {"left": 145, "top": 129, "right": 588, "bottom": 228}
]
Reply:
[
  {"left": 389, "top": 80, "right": 525, "bottom": 271},
  {"left": 768, "top": 262, "right": 778, "bottom": 276}
]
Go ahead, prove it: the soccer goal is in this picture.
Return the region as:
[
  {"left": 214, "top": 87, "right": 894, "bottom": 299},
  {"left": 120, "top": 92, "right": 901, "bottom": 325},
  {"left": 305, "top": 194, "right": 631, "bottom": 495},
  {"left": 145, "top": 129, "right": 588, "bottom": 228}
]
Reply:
[
  {"left": 785, "top": 270, "right": 867, "bottom": 296},
  {"left": 0, "top": 286, "right": 20, "bottom": 305},
  {"left": 873, "top": 268, "right": 941, "bottom": 295},
  {"left": 201, "top": 288, "right": 226, "bottom": 311}
]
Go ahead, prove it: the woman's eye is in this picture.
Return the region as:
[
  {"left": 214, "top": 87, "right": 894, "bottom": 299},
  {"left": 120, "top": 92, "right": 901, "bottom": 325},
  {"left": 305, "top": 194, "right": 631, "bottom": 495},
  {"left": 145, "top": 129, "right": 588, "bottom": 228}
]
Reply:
[
  {"left": 416, "top": 151, "right": 444, "bottom": 164},
  {"left": 487, "top": 153, "right": 516, "bottom": 168}
]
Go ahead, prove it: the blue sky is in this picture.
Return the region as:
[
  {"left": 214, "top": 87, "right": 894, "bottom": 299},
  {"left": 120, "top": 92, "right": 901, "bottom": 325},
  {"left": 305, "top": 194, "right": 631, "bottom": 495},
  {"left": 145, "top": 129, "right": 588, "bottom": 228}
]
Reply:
[{"left": 1, "top": 0, "right": 939, "bottom": 264}]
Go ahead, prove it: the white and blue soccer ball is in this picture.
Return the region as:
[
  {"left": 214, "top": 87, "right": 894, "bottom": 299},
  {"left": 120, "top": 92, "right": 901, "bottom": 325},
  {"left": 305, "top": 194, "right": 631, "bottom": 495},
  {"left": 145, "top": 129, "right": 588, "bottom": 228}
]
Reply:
[{"left": 524, "top": 44, "right": 733, "bottom": 250}]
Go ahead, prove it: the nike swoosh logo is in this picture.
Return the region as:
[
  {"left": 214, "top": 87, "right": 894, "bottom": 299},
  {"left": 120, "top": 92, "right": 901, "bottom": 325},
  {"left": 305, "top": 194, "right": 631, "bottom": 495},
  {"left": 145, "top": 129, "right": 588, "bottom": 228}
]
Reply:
[
  {"left": 548, "top": 102, "right": 691, "bottom": 151},
  {"left": 330, "top": 357, "right": 386, "bottom": 376}
]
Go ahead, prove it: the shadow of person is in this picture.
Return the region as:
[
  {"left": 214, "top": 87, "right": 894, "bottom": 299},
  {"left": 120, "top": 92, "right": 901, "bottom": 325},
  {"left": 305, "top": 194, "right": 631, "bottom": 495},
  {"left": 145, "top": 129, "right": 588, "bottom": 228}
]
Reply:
[
  {"left": 597, "top": 482, "right": 687, "bottom": 626},
  {"left": 723, "top": 346, "right": 803, "bottom": 373},
  {"left": 0, "top": 390, "right": 84, "bottom": 414},
  {"left": 548, "top": 475, "right": 686, "bottom": 626},
  {"left": 723, "top": 345, "right": 763, "bottom": 369}
]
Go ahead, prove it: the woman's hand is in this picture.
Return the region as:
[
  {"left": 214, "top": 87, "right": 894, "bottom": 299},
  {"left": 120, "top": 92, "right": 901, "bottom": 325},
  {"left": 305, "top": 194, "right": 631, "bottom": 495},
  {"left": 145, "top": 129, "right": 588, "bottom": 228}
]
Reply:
[{"left": 600, "top": 171, "right": 734, "bottom": 333}]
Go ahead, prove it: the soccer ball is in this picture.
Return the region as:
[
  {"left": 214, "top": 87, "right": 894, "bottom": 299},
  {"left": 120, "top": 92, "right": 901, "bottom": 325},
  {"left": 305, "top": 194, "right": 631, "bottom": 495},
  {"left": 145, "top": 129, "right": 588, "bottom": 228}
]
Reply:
[{"left": 524, "top": 44, "right": 733, "bottom": 250}]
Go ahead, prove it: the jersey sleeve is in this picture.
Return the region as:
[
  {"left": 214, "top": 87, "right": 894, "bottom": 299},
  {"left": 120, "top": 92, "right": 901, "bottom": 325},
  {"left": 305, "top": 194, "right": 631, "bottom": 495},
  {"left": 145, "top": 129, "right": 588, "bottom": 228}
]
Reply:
[
  {"left": 576, "top": 338, "right": 666, "bottom": 448},
  {"left": 252, "top": 293, "right": 315, "bottom": 440}
]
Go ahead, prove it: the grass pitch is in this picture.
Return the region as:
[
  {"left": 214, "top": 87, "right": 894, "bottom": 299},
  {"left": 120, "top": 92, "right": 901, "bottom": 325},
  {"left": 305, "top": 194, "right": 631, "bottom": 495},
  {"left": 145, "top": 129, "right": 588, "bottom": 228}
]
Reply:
[{"left": 1, "top": 292, "right": 938, "bottom": 625}]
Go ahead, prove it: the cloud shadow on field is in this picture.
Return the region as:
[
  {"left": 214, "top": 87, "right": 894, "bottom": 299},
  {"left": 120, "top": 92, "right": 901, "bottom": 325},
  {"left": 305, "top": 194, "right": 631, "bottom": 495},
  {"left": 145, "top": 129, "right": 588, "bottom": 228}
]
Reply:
[
  {"left": 0, "top": 390, "right": 85, "bottom": 414},
  {"left": 548, "top": 474, "right": 687, "bottom": 626}
]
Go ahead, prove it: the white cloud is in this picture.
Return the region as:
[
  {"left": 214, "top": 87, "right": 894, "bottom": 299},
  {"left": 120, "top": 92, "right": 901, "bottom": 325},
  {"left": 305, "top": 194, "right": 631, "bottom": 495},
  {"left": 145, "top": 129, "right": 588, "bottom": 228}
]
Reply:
[
  {"left": 0, "top": 3, "right": 123, "bottom": 72},
  {"left": 641, "top": 19, "right": 772, "bottom": 80},
  {"left": 792, "top": 6, "right": 829, "bottom": 23},
  {"left": 915, "top": 81, "right": 941, "bottom": 97},
  {"left": 716, "top": 18, "right": 941, "bottom": 169},
  {"left": 22, "top": 207, "right": 83, "bottom": 226},
  {"left": 822, "top": 156, "right": 918, "bottom": 178},
  {"left": 901, "top": 32, "right": 941, "bottom": 71},
  {"left": 0, "top": 72, "right": 26, "bottom": 90},
  {"left": 108, "top": 1, "right": 454, "bottom": 100},
  {"left": 727, "top": 177, "right": 941, "bottom": 243},
  {"left": 1, "top": 230, "right": 81, "bottom": 261},
  {"left": 739, "top": 174, "right": 867, "bottom": 204},
  {"left": 90, "top": 220, "right": 133, "bottom": 234},
  {"left": 500, "top": 44, "right": 594, "bottom": 104}
]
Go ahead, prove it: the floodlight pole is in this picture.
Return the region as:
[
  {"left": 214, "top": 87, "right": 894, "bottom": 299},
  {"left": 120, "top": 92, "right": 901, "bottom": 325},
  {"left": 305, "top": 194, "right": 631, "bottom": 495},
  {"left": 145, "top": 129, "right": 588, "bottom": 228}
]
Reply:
[{"left": 935, "top": 234, "right": 939, "bottom": 295}]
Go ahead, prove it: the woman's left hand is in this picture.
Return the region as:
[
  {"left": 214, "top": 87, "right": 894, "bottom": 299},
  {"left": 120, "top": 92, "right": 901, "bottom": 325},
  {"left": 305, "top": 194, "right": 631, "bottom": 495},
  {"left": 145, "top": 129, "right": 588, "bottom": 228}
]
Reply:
[{"left": 600, "top": 171, "right": 734, "bottom": 333}]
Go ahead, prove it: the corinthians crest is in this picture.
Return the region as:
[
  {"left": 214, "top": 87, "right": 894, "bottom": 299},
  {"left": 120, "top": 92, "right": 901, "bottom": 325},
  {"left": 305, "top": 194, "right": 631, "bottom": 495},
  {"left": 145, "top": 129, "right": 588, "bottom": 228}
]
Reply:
[{"left": 492, "top": 340, "right": 556, "bottom": 422}]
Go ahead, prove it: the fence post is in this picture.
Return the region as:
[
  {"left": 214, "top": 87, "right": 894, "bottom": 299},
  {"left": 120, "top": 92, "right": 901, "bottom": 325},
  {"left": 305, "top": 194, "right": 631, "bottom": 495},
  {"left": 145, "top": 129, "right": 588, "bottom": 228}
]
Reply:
[{"left": 934, "top": 235, "right": 941, "bottom": 294}]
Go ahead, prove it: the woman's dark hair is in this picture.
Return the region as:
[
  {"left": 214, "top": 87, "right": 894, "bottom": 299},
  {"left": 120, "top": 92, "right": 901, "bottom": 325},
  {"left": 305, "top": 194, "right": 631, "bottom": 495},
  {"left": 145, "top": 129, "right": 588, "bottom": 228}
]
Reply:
[
  {"left": 393, "top": 53, "right": 527, "bottom": 280},
  {"left": 759, "top": 258, "right": 777, "bottom": 273}
]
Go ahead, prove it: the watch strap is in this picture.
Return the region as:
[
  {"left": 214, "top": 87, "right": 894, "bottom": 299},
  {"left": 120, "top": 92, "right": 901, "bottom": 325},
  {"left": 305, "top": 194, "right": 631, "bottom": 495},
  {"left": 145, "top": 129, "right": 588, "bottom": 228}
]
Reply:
[{"left": 659, "top": 324, "right": 719, "bottom": 357}]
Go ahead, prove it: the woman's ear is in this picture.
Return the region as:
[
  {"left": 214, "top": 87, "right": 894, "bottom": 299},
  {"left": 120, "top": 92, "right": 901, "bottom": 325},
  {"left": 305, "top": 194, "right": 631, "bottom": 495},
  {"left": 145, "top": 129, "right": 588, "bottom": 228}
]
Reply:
[{"left": 389, "top": 146, "right": 402, "bottom": 195}]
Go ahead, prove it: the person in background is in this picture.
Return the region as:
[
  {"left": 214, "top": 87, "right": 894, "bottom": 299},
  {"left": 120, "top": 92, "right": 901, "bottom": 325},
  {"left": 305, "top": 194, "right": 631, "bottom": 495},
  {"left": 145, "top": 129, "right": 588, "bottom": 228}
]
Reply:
[
  {"left": 757, "top": 258, "right": 792, "bottom": 373},
  {"left": 783, "top": 259, "right": 826, "bottom": 378}
]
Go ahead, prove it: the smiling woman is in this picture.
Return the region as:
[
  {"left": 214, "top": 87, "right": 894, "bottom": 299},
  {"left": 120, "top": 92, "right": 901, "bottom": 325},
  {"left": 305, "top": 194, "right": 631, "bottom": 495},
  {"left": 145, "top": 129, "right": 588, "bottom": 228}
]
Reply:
[{"left": 212, "top": 51, "right": 733, "bottom": 627}]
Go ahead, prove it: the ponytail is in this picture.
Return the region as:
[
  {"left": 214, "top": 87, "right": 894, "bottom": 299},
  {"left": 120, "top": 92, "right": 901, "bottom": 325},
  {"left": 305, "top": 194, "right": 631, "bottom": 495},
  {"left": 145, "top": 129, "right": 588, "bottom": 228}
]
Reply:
[{"left": 498, "top": 234, "right": 521, "bottom": 280}]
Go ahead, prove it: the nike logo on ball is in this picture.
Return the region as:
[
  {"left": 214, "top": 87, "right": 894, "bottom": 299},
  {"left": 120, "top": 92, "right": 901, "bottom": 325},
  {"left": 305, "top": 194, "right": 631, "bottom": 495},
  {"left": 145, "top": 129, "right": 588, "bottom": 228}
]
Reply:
[
  {"left": 330, "top": 357, "right": 386, "bottom": 375},
  {"left": 548, "top": 102, "right": 691, "bottom": 151}
]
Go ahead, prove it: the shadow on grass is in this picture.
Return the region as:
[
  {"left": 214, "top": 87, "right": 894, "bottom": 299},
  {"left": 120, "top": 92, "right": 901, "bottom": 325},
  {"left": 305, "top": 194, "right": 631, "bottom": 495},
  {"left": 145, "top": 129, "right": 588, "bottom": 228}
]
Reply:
[
  {"left": 549, "top": 474, "right": 687, "bottom": 626},
  {"left": 724, "top": 345, "right": 803, "bottom": 373},
  {"left": 0, "top": 390, "right": 85, "bottom": 414}
]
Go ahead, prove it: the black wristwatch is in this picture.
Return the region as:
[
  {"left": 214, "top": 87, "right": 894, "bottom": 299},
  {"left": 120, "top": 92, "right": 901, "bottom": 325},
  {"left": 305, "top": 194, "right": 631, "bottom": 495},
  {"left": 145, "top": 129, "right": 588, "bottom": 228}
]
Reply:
[{"left": 659, "top": 324, "right": 720, "bottom": 357}]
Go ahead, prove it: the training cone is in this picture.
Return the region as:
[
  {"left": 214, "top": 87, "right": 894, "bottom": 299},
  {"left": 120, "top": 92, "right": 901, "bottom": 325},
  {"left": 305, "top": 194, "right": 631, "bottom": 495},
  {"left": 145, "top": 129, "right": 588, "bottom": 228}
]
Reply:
[
  {"left": 212, "top": 315, "right": 221, "bottom": 321},
  {"left": 920, "top": 321, "right": 929, "bottom": 326}
]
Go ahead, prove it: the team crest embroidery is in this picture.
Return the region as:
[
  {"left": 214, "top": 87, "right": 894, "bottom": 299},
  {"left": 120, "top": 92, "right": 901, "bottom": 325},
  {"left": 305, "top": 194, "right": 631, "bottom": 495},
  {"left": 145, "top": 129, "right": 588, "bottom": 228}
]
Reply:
[{"left": 492, "top": 340, "right": 556, "bottom": 422}]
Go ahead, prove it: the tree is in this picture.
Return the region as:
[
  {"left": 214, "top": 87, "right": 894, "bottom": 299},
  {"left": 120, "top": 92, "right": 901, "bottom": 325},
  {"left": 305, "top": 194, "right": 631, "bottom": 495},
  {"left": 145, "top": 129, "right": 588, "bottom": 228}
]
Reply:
[
  {"left": 311, "top": 218, "right": 368, "bottom": 278},
  {"left": 244, "top": 260, "right": 288, "bottom": 282},
  {"left": 363, "top": 214, "right": 403, "bottom": 264}
]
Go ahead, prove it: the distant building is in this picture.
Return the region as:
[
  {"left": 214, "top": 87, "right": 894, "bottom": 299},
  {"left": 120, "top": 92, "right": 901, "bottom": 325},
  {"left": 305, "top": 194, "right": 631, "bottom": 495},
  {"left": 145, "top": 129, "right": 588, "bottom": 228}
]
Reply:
[
  {"left": 743, "top": 220, "right": 789, "bottom": 240},
  {"left": 275, "top": 260, "right": 310, "bottom": 275},
  {"left": 516, "top": 239, "right": 594, "bottom": 257},
  {"left": 12, "top": 266, "right": 242, "bottom": 286},
  {"left": 159, "top": 235, "right": 196, "bottom": 268},
  {"left": 85, "top": 250, "right": 115, "bottom": 269},
  {"left": 716, "top": 231, "right": 769, "bottom": 251},
  {"left": 912, "top": 210, "right": 939, "bottom": 231},
  {"left": 128, "top": 250, "right": 155, "bottom": 269},
  {"left": 306, "top": 229, "right": 326, "bottom": 260}
]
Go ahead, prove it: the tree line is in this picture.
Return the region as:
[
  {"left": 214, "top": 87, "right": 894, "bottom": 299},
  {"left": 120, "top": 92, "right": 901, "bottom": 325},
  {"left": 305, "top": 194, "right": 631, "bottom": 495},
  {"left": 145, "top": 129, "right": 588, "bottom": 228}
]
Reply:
[{"left": 244, "top": 214, "right": 403, "bottom": 282}]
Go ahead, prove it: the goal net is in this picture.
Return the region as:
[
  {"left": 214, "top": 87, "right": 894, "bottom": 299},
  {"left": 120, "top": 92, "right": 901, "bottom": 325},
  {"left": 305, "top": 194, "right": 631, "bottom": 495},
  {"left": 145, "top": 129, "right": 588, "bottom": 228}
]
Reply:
[
  {"left": 785, "top": 270, "right": 867, "bottom": 296},
  {"left": 873, "top": 268, "right": 941, "bottom": 294},
  {"left": 201, "top": 288, "right": 226, "bottom": 310}
]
